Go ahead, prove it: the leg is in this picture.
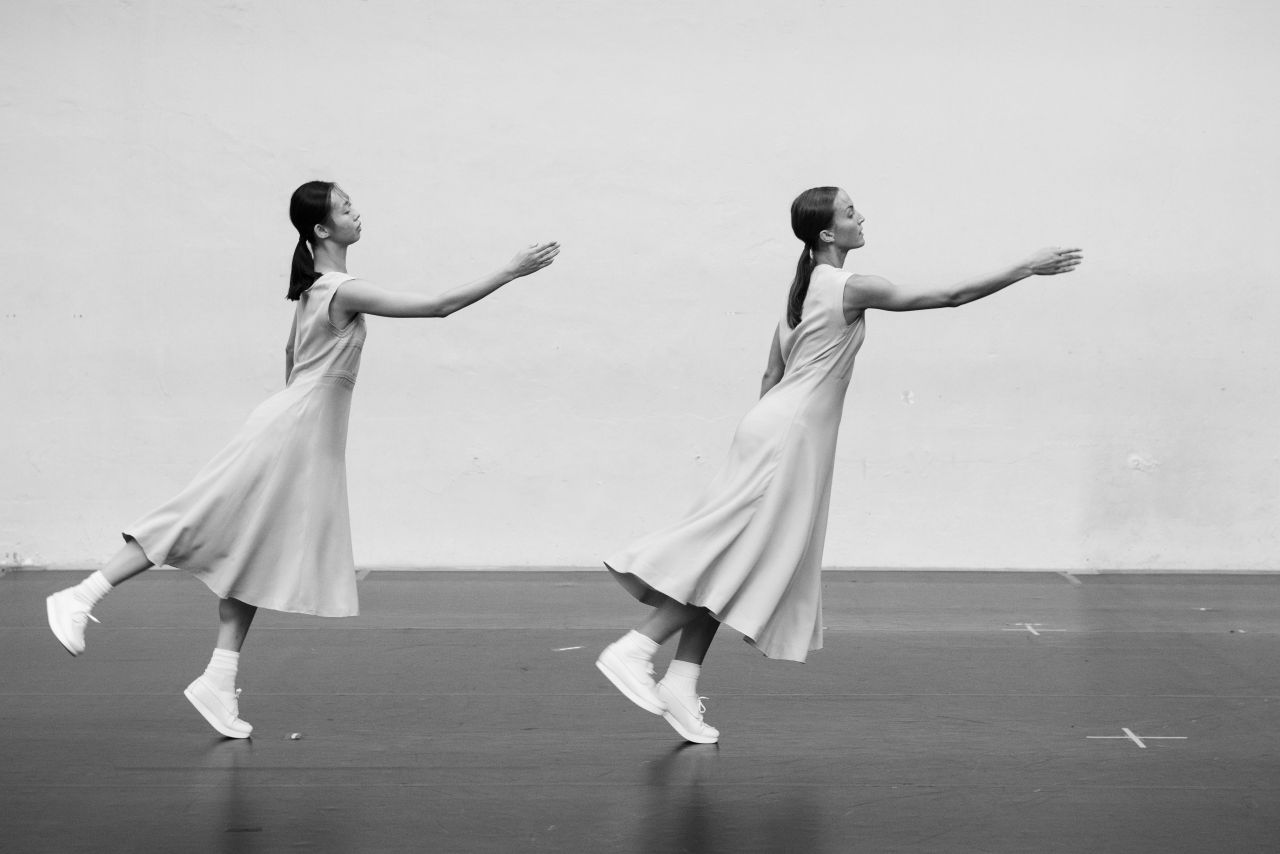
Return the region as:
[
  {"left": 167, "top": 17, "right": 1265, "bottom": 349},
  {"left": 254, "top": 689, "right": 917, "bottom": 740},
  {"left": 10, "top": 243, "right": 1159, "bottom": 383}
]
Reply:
[
  {"left": 637, "top": 596, "right": 707, "bottom": 646},
  {"left": 659, "top": 610, "right": 722, "bottom": 744},
  {"left": 673, "top": 609, "right": 720, "bottom": 665},
  {"left": 597, "top": 593, "right": 700, "bottom": 716},
  {"left": 597, "top": 596, "right": 715, "bottom": 718},
  {"left": 215, "top": 597, "right": 257, "bottom": 652},
  {"left": 46, "top": 540, "right": 153, "bottom": 656},
  {"left": 186, "top": 597, "right": 257, "bottom": 739},
  {"left": 101, "top": 539, "right": 154, "bottom": 585}
]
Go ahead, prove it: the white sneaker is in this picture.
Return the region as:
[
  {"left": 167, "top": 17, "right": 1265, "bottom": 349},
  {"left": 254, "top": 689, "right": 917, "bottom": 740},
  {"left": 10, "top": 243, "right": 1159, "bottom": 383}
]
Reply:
[
  {"left": 596, "top": 641, "right": 664, "bottom": 715},
  {"left": 184, "top": 676, "right": 253, "bottom": 738},
  {"left": 46, "top": 589, "right": 100, "bottom": 656},
  {"left": 657, "top": 682, "right": 720, "bottom": 744}
]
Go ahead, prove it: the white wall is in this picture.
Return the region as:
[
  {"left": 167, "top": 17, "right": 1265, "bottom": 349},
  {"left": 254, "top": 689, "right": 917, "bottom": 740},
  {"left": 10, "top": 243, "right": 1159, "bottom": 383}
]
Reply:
[{"left": 2, "top": 0, "right": 1277, "bottom": 570}]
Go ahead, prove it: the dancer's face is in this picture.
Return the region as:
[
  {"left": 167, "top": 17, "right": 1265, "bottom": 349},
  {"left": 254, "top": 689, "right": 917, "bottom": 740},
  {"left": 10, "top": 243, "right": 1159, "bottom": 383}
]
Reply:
[
  {"left": 319, "top": 186, "right": 362, "bottom": 245},
  {"left": 825, "top": 189, "right": 865, "bottom": 251}
]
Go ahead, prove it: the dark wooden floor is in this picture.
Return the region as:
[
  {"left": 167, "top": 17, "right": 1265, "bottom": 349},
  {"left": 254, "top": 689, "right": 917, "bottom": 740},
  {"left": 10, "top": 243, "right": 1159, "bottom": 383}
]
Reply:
[{"left": 2, "top": 569, "right": 1277, "bottom": 853}]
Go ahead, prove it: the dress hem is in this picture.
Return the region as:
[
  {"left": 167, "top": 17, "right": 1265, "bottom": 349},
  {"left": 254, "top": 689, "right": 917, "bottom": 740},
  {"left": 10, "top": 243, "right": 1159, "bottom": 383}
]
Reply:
[
  {"left": 123, "top": 532, "right": 359, "bottom": 618},
  {"left": 603, "top": 560, "right": 818, "bottom": 663}
]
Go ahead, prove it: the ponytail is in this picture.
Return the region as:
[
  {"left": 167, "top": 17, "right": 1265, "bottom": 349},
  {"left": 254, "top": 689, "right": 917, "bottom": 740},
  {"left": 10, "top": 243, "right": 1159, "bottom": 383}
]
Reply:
[
  {"left": 786, "top": 186, "right": 839, "bottom": 328},
  {"left": 786, "top": 246, "right": 814, "bottom": 329},
  {"left": 288, "top": 235, "right": 320, "bottom": 301},
  {"left": 286, "top": 180, "right": 335, "bottom": 301}
]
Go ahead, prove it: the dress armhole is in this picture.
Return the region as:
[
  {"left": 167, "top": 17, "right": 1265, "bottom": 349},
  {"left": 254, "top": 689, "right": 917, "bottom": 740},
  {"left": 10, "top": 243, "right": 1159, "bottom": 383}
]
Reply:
[
  {"left": 774, "top": 315, "right": 791, "bottom": 361},
  {"left": 322, "top": 274, "right": 360, "bottom": 335},
  {"left": 820, "top": 267, "right": 853, "bottom": 327}
]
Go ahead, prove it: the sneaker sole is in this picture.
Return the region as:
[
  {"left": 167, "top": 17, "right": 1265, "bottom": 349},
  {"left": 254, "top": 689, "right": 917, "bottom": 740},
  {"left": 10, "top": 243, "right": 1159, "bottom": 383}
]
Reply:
[
  {"left": 46, "top": 596, "right": 80, "bottom": 657},
  {"left": 183, "top": 687, "right": 252, "bottom": 739},
  {"left": 661, "top": 710, "right": 719, "bottom": 744},
  {"left": 595, "top": 658, "right": 664, "bottom": 715}
]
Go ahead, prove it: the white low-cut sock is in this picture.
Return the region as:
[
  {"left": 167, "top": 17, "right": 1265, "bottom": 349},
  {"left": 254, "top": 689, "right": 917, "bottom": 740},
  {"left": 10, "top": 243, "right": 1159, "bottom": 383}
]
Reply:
[
  {"left": 618, "top": 629, "right": 659, "bottom": 658},
  {"left": 203, "top": 649, "right": 240, "bottom": 694},
  {"left": 73, "top": 571, "right": 113, "bottom": 608},
  {"left": 663, "top": 660, "right": 701, "bottom": 697}
]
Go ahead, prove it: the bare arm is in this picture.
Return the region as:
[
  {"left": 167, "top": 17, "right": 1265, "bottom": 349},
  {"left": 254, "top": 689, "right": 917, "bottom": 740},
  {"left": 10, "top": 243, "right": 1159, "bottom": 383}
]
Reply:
[
  {"left": 330, "top": 241, "right": 560, "bottom": 322},
  {"left": 842, "top": 247, "right": 1083, "bottom": 319},
  {"left": 760, "top": 325, "right": 785, "bottom": 397},
  {"left": 284, "top": 312, "right": 297, "bottom": 384}
]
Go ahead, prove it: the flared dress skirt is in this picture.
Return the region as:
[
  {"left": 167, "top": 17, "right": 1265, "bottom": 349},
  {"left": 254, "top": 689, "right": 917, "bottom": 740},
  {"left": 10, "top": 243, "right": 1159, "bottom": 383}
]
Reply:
[
  {"left": 124, "top": 273, "right": 363, "bottom": 617},
  {"left": 607, "top": 264, "right": 865, "bottom": 662}
]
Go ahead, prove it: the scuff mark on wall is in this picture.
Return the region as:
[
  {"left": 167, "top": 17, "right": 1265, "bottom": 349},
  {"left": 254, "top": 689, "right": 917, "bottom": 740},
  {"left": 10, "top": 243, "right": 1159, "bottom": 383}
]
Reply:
[
  {"left": 1, "top": 552, "right": 46, "bottom": 570},
  {"left": 1127, "top": 453, "right": 1159, "bottom": 472}
]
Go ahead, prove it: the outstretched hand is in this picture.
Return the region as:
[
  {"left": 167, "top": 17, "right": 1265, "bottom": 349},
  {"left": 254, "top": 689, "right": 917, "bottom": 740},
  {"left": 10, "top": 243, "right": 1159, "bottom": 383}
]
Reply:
[
  {"left": 1025, "top": 247, "right": 1084, "bottom": 276},
  {"left": 508, "top": 241, "right": 561, "bottom": 279}
]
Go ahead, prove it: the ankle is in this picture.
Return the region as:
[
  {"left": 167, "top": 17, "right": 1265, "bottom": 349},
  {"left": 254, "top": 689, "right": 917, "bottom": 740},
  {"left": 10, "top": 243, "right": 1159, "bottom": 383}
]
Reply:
[
  {"left": 203, "top": 649, "right": 240, "bottom": 694},
  {"left": 616, "top": 629, "right": 659, "bottom": 659},
  {"left": 73, "top": 571, "right": 114, "bottom": 608},
  {"left": 662, "top": 660, "right": 701, "bottom": 696}
]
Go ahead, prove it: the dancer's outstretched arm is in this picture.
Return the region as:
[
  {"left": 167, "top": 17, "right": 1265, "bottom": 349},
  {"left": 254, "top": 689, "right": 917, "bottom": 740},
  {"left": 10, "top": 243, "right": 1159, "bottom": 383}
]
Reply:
[
  {"left": 760, "top": 325, "right": 785, "bottom": 397},
  {"left": 843, "top": 247, "right": 1082, "bottom": 317},
  {"left": 332, "top": 241, "right": 560, "bottom": 320}
]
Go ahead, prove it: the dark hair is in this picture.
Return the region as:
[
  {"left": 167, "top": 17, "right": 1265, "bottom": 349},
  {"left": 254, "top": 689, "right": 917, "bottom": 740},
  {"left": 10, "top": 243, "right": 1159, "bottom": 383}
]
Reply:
[
  {"left": 786, "top": 186, "right": 839, "bottom": 328},
  {"left": 287, "top": 181, "right": 335, "bottom": 300}
]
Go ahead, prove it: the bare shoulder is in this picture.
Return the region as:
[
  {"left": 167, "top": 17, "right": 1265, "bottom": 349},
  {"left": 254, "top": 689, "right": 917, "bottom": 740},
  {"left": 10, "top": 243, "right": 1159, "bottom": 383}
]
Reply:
[
  {"left": 330, "top": 276, "right": 376, "bottom": 302},
  {"left": 843, "top": 272, "right": 893, "bottom": 291},
  {"left": 842, "top": 273, "right": 894, "bottom": 314},
  {"left": 328, "top": 276, "right": 376, "bottom": 326}
]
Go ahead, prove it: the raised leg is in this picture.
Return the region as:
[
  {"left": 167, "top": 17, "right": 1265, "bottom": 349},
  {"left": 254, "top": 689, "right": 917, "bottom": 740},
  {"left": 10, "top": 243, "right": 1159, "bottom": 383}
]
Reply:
[
  {"left": 101, "top": 539, "right": 154, "bottom": 585},
  {"left": 46, "top": 540, "right": 153, "bottom": 656}
]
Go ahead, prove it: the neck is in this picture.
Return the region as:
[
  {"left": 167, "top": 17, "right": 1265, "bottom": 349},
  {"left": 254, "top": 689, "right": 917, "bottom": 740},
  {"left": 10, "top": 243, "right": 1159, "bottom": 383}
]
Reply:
[
  {"left": 312, "top": 240, "right": 348, "bottom": 275},
  {"left": 812, "top": 244, "right": 848, "bottom": 269}
]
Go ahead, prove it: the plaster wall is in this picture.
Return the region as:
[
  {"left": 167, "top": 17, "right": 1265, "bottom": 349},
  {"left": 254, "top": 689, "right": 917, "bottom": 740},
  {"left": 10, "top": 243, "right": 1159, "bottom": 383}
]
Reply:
[{"left": 2, "top": 0, "right": 1276, "bottom": 570}]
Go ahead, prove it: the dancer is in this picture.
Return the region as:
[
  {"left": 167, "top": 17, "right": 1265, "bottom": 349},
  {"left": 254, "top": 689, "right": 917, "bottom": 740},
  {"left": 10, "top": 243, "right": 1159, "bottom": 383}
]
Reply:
[
  {"left": 46, "top": 181, "right": 559, "bottom": 738},
  {"left": 597, "top": 186, "right": 1081, "bottom": 743}
]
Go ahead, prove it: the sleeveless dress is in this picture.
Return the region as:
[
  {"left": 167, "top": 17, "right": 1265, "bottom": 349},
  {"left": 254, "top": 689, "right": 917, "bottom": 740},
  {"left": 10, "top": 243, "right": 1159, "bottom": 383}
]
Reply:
[
  {"left": 606, "top": 264, "right": 866, "bottom": 661},
  {"left": 124, "top": 273, "right": 365, "bottom": 617}
]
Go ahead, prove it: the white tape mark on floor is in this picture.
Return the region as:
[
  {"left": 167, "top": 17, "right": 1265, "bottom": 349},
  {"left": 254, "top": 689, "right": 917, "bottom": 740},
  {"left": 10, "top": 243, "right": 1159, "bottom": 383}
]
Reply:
[
  {"left": 1087, "top": 727, "right": 1188, "bottom": 749},
  {"left": 1001, "top": 622, "right": 1066, "bottom": 636}
]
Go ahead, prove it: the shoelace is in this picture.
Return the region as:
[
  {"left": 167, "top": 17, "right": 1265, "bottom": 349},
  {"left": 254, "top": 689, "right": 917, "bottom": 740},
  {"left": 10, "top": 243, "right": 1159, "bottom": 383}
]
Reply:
[
  {"left": 230, "top": 688, "right": 243, "bottom": 719},
  {"left": 694, "top": 697, "right": 709, "bottom": 719},
  {"left": 72, "top": 612, "right": 100, "bottom": 627}
]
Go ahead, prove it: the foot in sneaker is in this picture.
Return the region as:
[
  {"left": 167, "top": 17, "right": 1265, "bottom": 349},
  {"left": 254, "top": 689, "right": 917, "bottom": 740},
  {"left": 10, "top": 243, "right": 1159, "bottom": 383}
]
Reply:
[
  {"left": 46, "top": 589, "right": 100, "bottom": 656},
  {"left": 657, "top": 681, "right": 720, "bottom": 744},
  {"left": 184, "top": 676, "right": 253, "bottom": 739},
  {"left": 596, "top": 641, "right": 664, "bottom": 715}
]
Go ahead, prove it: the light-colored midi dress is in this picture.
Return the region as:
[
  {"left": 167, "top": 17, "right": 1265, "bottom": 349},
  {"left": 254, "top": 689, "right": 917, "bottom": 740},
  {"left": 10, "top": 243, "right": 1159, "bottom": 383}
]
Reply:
[
  {"left": 606, "top": 264, "right": 866, "bottom": 661},
  {"left": 125, "top": 272, "right": 364, "bottom": 616}
]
